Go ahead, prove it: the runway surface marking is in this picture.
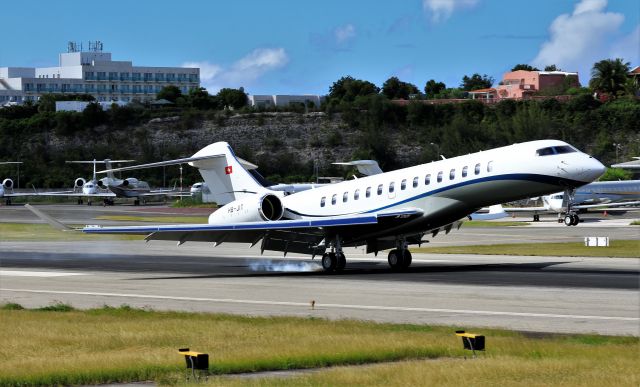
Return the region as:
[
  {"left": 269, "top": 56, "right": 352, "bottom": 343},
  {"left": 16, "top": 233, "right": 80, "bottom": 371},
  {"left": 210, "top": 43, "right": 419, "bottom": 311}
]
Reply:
[
  {"left": 2, "top": 288, "right": 637, "bottom": 322},
  {"left": 0, "top": 270, "right": 86, "bottom": 278}
]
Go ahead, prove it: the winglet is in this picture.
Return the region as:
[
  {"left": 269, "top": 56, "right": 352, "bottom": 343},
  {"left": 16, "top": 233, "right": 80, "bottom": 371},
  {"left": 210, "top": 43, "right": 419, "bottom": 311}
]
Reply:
[{"left": 24, "top": 204, "right": 74, "bottom": 231}]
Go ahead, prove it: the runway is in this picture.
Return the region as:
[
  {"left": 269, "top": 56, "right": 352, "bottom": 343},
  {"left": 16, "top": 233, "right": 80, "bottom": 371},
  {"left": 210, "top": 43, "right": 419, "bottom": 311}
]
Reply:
[{"left": 1, "top": 240, "right": 638, "bottom": 336}]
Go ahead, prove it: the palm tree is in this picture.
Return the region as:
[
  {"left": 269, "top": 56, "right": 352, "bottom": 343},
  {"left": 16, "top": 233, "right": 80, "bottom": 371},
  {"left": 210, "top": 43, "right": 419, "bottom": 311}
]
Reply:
[{"left": 589, "top": 58, "right": 630, "bottom": 97}]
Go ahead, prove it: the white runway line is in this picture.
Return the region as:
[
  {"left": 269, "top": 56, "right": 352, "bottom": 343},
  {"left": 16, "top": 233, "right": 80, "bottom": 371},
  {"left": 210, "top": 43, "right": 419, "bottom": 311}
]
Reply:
[
  {"left": 0, "top": 270, "right": 86, "bottom": 278},
  {"left": 2, "top": 288, "right": 637, "bottom": 322}
]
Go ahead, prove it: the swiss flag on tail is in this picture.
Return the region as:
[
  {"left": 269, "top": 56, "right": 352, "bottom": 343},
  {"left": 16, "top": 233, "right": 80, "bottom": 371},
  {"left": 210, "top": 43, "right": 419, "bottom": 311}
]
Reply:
[{"left": 224, "top": 165, "right": 233, "bottom": 175}]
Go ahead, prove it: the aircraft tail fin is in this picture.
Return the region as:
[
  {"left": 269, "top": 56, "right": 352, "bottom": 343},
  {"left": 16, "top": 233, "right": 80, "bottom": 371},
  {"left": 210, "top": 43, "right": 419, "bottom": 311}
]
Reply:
[{"left": 189, "top": 142, "right": 267, "bottom": 204}]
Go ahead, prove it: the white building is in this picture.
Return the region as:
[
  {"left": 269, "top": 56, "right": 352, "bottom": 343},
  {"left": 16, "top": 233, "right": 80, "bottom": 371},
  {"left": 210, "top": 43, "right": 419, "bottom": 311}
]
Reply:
[
  {"left": 247, "top": 94, "right": 324, "bottom": 108},
  {"left": 0, "top": 43, "right": 199, "bottom": 105}
]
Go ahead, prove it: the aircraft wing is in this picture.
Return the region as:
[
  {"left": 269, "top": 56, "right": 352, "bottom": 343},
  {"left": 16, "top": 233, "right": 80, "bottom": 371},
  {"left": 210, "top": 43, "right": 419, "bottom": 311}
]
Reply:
[
  {"left": 500, "top": 206, "right": 550, "bottom": 213},
  {"left": 37, "top": 191, "right": 116, "bottom": 198}
]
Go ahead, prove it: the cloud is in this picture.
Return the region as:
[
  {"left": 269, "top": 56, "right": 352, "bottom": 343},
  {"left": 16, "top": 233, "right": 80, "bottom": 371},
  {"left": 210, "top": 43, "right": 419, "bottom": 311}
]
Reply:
[
  {"left": 610, "top": 25, "right": 640, "bottom": 65},
  {"left": 310, "top": 23, "right": 357, "bottom": 51},
  {"left": 531, "top": 0, "right": 628, "bottom": 81},
  {"left": 183, "top": 48, "right": 289, "bottom": 93},
  {"left": 422, "top": 0, "right": 479, "bottom": 23}
]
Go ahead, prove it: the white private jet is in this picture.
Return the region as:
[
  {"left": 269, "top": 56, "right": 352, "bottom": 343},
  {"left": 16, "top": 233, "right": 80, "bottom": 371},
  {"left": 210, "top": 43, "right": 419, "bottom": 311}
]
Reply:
[
  {"left": 1, "top": 161, "right": 35, "bottom": 205},
  {"left": 500, "top": 179, "right": 640, "bottom": 225},
  {"left": 26, "top": 139, "right": 605, "bottom": 272}
]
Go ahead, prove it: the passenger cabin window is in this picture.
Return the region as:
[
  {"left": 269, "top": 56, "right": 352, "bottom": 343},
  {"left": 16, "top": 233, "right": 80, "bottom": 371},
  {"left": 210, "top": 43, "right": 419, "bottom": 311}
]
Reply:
[
  {"left": 343, "top": 192, "right": 348, "bottom": 202},
  {"left": 474, "top": 163, "right": 481, "bottom": 175},
  {"left": 389, "top": 182, "right": 395, "bottom": 193},
  {"left": 331, "top": 194, "right": 337, "bottom": 205},
  {"left": 401, "top": 179, "right": 407, "bottom": 190},
  {"left": 413, "top": 177, "right": 418, "bottom": 188},
  {"left": 462, "top": 166, "right": 468, "bottom": 177},
  {"left": 320, "top": 197, "right": 326, "bottom": 207},
  {"left": 377, "top": 184, "right": 383, "bottom": 195},
  {"left": 366, "top": 187, "right": 371, "bottom": 198},
  {"left": 449, "top": 169, "right": 455, "bottom": 180},
  {"left": 437, "top": 171, "right": 443, "bottom": 183},
  {"left": 425, "top": 174, "right": 431, "bottom": 185},
  {"left": 354, "top": 189, "right": 360, "bottom": 200},
  {"left": 487, "top": 161, "right": 493, "bottom": 172},
  {"left": 536, "top": 146, "right": 576, "bottom": 156}
]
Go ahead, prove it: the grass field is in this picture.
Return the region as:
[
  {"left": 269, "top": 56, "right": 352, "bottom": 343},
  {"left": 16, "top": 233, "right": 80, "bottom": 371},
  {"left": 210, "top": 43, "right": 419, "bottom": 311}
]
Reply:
[
  {"left": 0, "top": 304, "right": 637, "bottom": 386},
  {"left": 0, "top": 223, "right": 142, "bottom": 241},
  {"left": 94, "top": 215, "right": 209, "bottom": 223},
  {"left": 412, "top": 240, "right": 640, "bottom": 258}
]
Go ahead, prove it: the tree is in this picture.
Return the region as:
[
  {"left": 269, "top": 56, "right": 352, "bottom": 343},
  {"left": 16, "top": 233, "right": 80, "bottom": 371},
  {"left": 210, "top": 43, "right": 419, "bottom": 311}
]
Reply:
[
  {"left": 187, "top": 87, "right": 219, "bottom": 110},
  {"left": 589, "top": 58, "right": 630, "bottom": 97},
  {"left": 511, "top": 64, "right": 539, "bottom": 72},
  {"left": 156, "top": 85, "right": 182, "bottom": 103},
  {"left": 328, "top": 76, "right": 379, "bottom": 103},
  {"left": 217, "top": 87, "right": 248, "bottom": 109},
  {"left": 424, "top": 79, "right": 446, "bottom": 99},
  {"left": 544, "top": 64, "right": 560, "bottom": 71},
  {"left": 381, "top": 76, "right": 419, "bottom": 100},
  {"left": 460, "top": 74, "right": 494, "bottom": 91}
]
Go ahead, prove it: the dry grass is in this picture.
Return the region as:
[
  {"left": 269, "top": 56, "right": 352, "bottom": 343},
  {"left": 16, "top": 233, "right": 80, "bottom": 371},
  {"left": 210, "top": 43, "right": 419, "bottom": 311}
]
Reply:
[
  {"left": 0, "top": 305, "right": 637, "bottom": 386},
  {"left": 0, "top": 223, "right": 142, "bottom": 241},
  {"left": 412, "top": 240, "right": 640, "bottom": 258}
]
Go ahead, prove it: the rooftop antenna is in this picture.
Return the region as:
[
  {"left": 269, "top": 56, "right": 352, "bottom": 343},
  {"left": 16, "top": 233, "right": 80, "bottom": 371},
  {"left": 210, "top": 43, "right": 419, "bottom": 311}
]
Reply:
[
  {"left": 67, "top": 41, "right": 82, "bottom": 53},
  {"left": 88, "top": 40, "right": 103, "bottom": 52}
]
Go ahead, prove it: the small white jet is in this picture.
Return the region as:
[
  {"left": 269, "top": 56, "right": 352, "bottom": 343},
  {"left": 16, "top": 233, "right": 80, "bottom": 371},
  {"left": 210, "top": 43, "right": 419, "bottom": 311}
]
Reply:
[
  {"left": 498, "top": 179, "right": 640, "bottom": 225},
  {"left": 27, "top": 139, "right": 605, "bottom": 272},
  {"left": 1, "top": 162, "right": 35, "bottom": 205}
]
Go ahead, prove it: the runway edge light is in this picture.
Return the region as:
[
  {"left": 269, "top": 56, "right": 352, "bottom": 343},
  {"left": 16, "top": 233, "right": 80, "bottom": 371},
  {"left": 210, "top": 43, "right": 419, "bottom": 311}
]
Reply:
[
  {"left": 455, "top": 330, "right": 485, "bottom": 358},
  {"left": 178, "top": 348, "right": 209, "bottom": 382}
]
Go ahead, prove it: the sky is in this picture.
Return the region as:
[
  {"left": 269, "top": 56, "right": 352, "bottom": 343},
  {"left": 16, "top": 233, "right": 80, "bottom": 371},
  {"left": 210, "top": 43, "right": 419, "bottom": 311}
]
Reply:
[{"left": 1, "top": 0, "right": 638, "bottom": 95}]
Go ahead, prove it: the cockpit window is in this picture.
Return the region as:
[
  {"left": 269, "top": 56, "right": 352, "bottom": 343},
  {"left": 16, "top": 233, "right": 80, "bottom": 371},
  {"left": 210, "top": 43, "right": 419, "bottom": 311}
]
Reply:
[{"left": 536, "top": 146, "right": 577, "bottom": 156}]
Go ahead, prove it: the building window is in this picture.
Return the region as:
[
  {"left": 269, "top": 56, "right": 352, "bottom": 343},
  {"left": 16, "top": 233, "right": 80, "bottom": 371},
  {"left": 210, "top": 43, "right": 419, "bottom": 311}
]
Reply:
[
  {"left": 413, "top": 177, "right": 418, "bottom": 188},
  {"left": 449, "top": 169, "right": 455, "bottom": 180},
  {"left": 320, "top": 197, "right": 326, "bottom": 207},
  {"left": 377, "top": 184, "right": 383, "bottom": 195},
  {"left": 475, "top": 163, "right": 481, "bottom": 175},
  {"left": 487, "top": 161, "right": 493, "bottom": 172},
  {"left": 425, "top": 174, "right": 431, "bottom": 185},
  {"left": 437, "top": 172, "right": 443, "bottom": 183},
  {"left": 354, "top": 189, "right": 360, "bottom": 200},
  {"left": 462, "top": 166, "right": 468, "bottom": 177},
  {"left": 389, "top": 182, "right": 395, "bottom": 193},
  {"left": 331, "top": 194, "right": 337, "bottom": 205},
  {"left": 401, "top": 179, "right": 407, "bottom": 190},
  {"left": 366, "top": 187, "right": 371, "bottom": 198},
  {"left": 343, "top": 192, "right": 348, "bottom": 203}
]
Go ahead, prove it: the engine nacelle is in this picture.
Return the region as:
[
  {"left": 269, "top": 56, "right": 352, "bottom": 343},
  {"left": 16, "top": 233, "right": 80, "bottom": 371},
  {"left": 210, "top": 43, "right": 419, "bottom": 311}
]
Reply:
[
  {"left": 74, "top": 178, "right": 86, "bottom": 188},
  {"left": 2, "top": 178, "right": 14, "bottom": 190},
  {"left": 122, "top": 178, "right": 139, "bottom": 187},
  {"left": 209, "top": 194, "right": 284, "bottom": 224}
]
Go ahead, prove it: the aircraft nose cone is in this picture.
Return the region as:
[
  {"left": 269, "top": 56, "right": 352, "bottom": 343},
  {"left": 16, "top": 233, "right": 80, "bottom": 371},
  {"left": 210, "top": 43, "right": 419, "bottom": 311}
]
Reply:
[{"left": 586, "top": 157, "right": 606, "bottom": 181}]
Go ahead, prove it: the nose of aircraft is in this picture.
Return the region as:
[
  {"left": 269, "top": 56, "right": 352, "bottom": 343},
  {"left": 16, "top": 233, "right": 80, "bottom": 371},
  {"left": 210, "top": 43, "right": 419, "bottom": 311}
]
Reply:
[{"left": 557, "top": 154, "right": 605, "bottom": 184}]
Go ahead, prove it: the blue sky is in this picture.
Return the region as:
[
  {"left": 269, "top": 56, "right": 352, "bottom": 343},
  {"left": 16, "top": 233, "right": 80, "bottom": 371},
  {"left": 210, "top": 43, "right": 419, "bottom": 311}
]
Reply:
[{"left": 1, "top": 0, "right": 638, "bottom": 94}]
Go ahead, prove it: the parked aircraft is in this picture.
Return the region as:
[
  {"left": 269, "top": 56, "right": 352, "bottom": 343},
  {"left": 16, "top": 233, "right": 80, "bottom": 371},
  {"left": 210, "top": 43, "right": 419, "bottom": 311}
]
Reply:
[
  {"left": 499, "top": 180, "right": 640, "bottom": 225},
  {"left": 0, "top": 161, "right": 34, "bottom": 205},
  {"left": 27, "top": 140, "right": 605, "bottom": 272}
]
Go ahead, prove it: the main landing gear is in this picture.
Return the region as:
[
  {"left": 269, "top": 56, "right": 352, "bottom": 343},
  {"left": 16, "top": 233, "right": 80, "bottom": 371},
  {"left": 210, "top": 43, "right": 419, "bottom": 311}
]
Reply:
[
  {"left": 387, "top": 239, "right": 413, "bottom": 270},
  {"left": 321, "top": 236, "right": 347, "bottom": 273}
]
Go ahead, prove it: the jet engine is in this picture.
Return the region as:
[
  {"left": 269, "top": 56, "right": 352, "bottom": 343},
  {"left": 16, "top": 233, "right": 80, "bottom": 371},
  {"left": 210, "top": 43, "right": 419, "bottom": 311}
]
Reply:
[
  {"left": 74, "top": 178, "right": 86, "bottom": 188},
  {"left": 209, "top": 194, "right": 284, "bottom": 223},
  {"left": 122, "top": 178, "right": 139, "bottom": 187},
  {"left": 2, "top": 178, "right": 14, "bottom": 190}
]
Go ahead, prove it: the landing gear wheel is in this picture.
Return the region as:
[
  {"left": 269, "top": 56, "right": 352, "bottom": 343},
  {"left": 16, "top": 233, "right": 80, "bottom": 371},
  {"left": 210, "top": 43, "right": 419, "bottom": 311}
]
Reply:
[
  {"left": 87, "top": 200, "right": 92, "bottom": 206},
  {"left": 335, "top": 253, "right": 346, "bottom": 272},
  {"left": 533, "top": 214, "right": 540, "bottom": 222},
  {"left": 401, "top": 250, "right": 412, "bottom": 269},
  {"left": 388, "top": 249, "right": 403, "bottom": 270},
  {"left": 564, "top": 215, "right": 573, "bottom": 226},
  {"left": 5, "top": 199, "right": 11, "bottom": 206},
  {"left": 322, "top": 252, "right": 337, "bottom": 272},
  {"left": 571, "top": 214, "right": 580, "bottom": 226},
  {"left": 134, "top": 199, "right": 140, "bottom": 206}
]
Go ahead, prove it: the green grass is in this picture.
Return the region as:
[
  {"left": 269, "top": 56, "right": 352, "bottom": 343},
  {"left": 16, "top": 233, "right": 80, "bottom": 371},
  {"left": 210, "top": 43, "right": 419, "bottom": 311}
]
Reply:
[
  {"left": 463, "top": 220, "right": 530, "bottom": 227},
  {"left": 94, "top": 215, "right": 209, "bottom": 223},
  {"left": 412, "top": 239, "right": 640, "bottom": 258},
  {"left": 0, "top": 223, "right": 143, "bottom": 241},
  {"left": 631, "top": 220, "right": 640, "bottom": 226},
  {"left": 0, "top": 304, "right": 637, "bottom": 386},
  {"left": 170, "top": 197, "right": 218, "bottom": 208}
]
